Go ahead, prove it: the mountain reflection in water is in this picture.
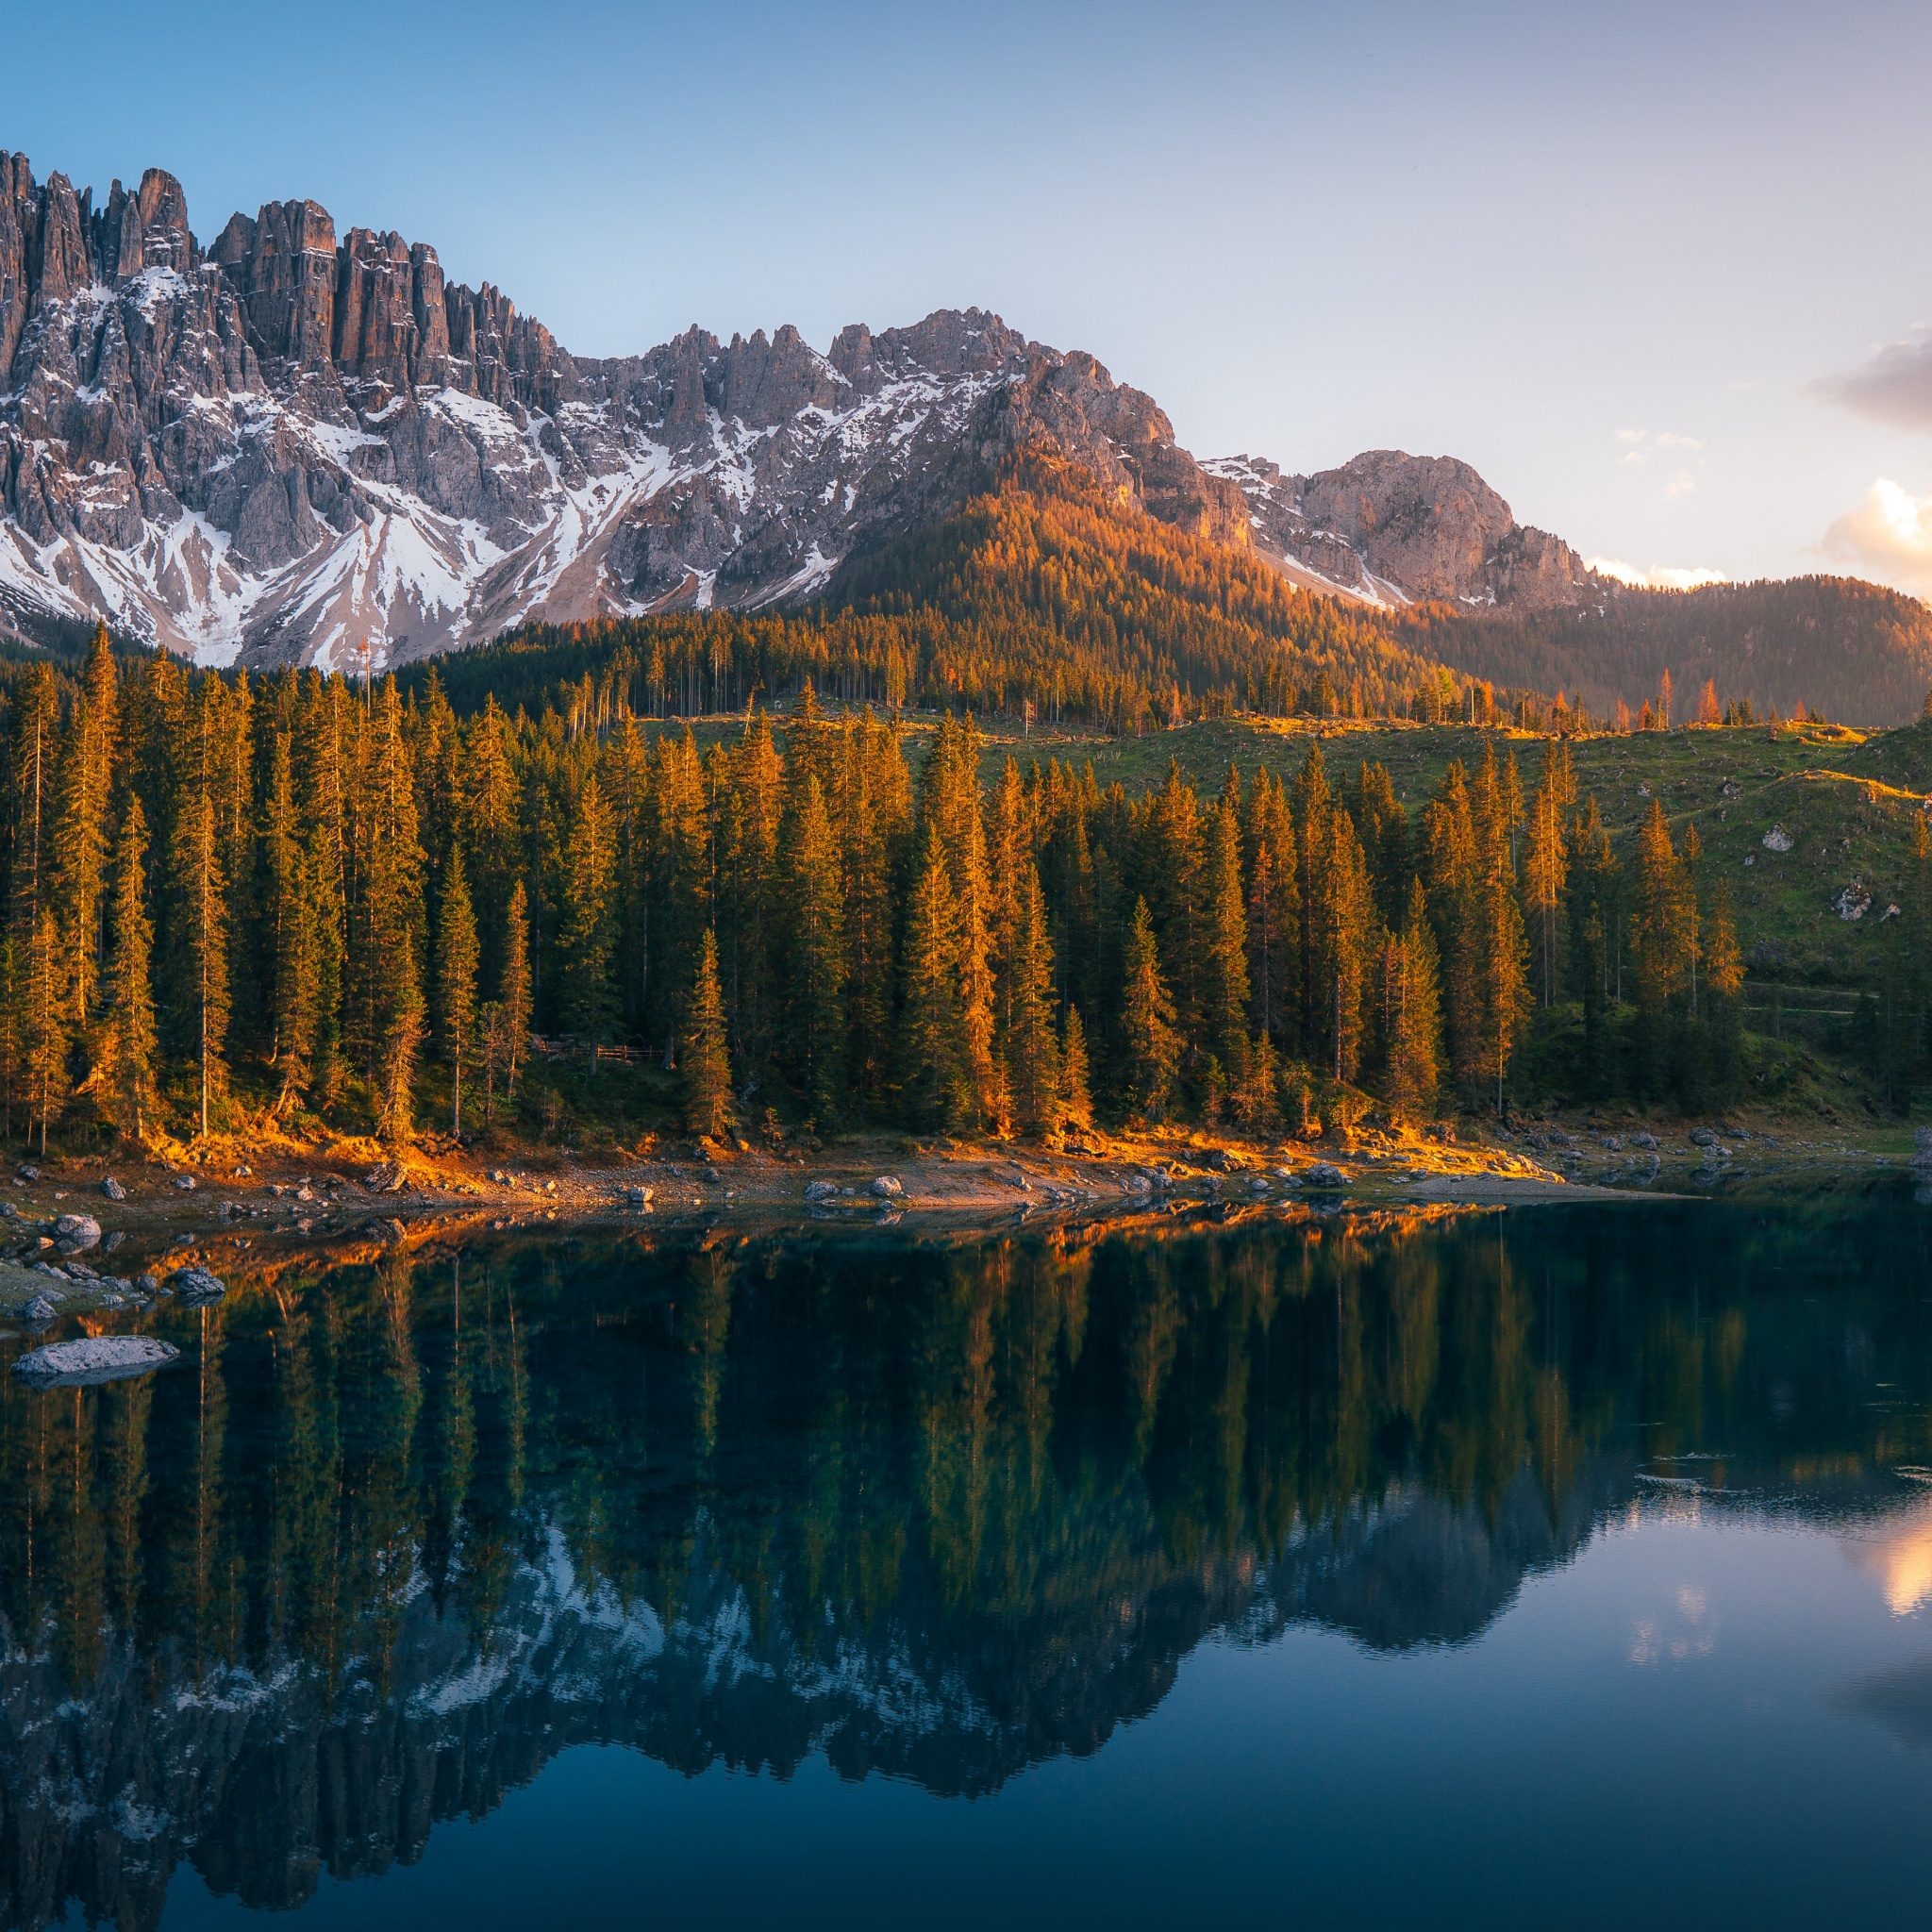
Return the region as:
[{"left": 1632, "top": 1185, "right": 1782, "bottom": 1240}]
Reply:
[{"left": 1, "top": 1191, "right": 1929, "bottom": 1929}]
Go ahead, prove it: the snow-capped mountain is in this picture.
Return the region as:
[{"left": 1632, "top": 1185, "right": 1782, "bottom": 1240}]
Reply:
[{"left": 0, "top": 153, "right": 1595, "bottom": 671}]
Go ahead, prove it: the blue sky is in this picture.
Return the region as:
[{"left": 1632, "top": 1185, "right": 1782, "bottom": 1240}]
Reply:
[{"left": 7, "top": 0, "right": 1930, "bottom": 595}]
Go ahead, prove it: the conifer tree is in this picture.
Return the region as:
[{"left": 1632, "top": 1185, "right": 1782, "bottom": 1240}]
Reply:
[
  {"left": 22, "top": 908, "right": 67, "bottom": 1155},
  {"left": 838, "top": 711, "right": 911, "bottom": 1107},
  {"left": 54, "top": 628, "right": 118, "bottom": 1029},
  {"left": 900, "top": 824, "right": 962, "bottom": 1130},
  {"left": 558, "top": 774, "right": 620, "bottom": 1047},
  {"left": 8, "top": 664, "right": 59, "bottom": 944},
  {"left": 724, "top": 707, "right": 785, "bottom": 1069},
  {"left": 1383, "top": 878, "right": 1441, "bottom": 1124},
  {"left": 0, "top": 941, "right": 18, "bottom": 1142},
  {"left": 262, "top": 732, "right": 304, "bottom": 1074},
  {"left": 439, "top": 847, "right": 480, "bottom": 1133},
  {"left": 171, "top": 684, "right": 230, "bottom": 1138},
  {"left": 1242, "top": 769, "right": 1298, "bottom": 1050},
  {"left": 1058, "top": 1004, "right": 1094, "bottom": 1133},
  {"left": 365, "top": 679, "right": 426, "bottom": 1140},
  {"left": 683, "top": 928, "right": 733, "bottom": 1140},
  {"left": 1703, "top": 881, "right": 1745, "bottom": 1096},
  {"left": 920, "top": 716, "right": 1005, "bottom": 1130},
  {"left": 1005, "top": 865, "right": 1061, "bottom": 1135},
  {"left": 1202, "top": 801, "right": 1251, "bottom": 1086},
  {"left": 1121, "top": 897, "right": 1179, "bottom": 1120},
  {"left": 647, "top": 726, "right": 709, "bottom": 1063},
  {"left": 1524, "top": 749, "right": 1570, "bottom": 1007},
  {"left": 1475, "top": 873, "right": 1530, "bottom": 1113},
  {"left": 779, "top": 768, "right": 846, "bottom": 1120},
  {"left": 500, "top": 879, "right": 533, "bottom": 1102},
  {"left": 103, "top": 796, "right": 158, "bottom": 1140},
  {"left": 1310, "top": 808, "right": 1377, "bottom": 1083}
]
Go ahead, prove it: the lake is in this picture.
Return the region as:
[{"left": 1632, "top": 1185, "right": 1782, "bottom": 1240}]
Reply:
[{"left": 4, "top": 1185, "right": 1932, "bottom": 1930}]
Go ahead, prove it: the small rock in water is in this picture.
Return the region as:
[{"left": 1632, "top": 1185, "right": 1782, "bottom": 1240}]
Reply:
[
  {"left": 168, "top": 1266, "right": 226, "bottom": 1303},
  {"left": 102, "top": 1229, "right": 125, "bottom": 1252},
  {"left": 12, "top": 1335, "right": 180, "bottom": 1389},
  {"left": 135, "top": 1274, "right": 159, "bottom": 1294},
  {"left": 101, "top": 1175, "right": 126, "bottom": 1201},
  {"left": 55, "top": 1214, "right": 101, "bottom": 1249},
  {"left": 872, "top": 1175, "right": 904, "bottom": 1198}
]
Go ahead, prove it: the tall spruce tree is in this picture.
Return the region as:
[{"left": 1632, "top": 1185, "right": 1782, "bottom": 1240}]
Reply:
[
  {"left": 1058, "top": 1004, "right": 1094, "bottom": 1133},
  {"left": 22, "top": 908, "right": 67, "bottom": 1155},
  {"left": 1121, "top": 896, "right": 1179, "bottom": 1121},
  {"left": 780, "top": 769, "right": 846, "bottom": 1121},
  {"left": 1383, "top": 878, "right": 1442, "bottom": 1124},
  {"left": 900, "top": 823, "right": 962, "bottom": 1130},
  {"left": 682, "top": 928, "right": 733, "bottom": 1140},
  {"left": 1203, "top": 801, "right": 1251, "bottom": 1086},
  {"left": 1005, "top": 865, "right": 1061, "bottom": 1136},
  {"left": 171, "top": 682, "right": 230, "bottom": 1138},
  {"left": 439, "top": 847, "right": 480, "bottom": 1133},
  {"left": 103, "top": 796, "right": 158, "bottom": 1140},
  {"left": 558, "top": 774, "right": 620, "bottom": 1047},
  {"left": 500, "top": 878, "right": 534, "bottom": 1102}
]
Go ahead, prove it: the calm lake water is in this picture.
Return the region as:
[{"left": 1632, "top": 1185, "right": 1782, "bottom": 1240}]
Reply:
[{"left": 5, "top": 1186, "right": 1932, "bottom": 1930}]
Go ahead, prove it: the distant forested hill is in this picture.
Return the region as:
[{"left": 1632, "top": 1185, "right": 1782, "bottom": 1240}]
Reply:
[
  {"left": 1394, "top": 577, "right": 1932, "bottom": 727},
  {"left": 454, "top": 465, "right": 1490, "bottom": 729}
]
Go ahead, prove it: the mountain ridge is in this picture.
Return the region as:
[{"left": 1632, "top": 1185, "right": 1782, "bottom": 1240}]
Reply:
[{"left": 1, "top": 151, "right": 1603, "bottom": 671}]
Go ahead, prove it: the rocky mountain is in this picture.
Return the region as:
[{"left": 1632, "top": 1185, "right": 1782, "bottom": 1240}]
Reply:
[
  {"left": 0, "top": 150, "right": 1597, "bottom": 672},
  {"left": 1206, "top": 449, "right": 1596, "bottom": 610}
]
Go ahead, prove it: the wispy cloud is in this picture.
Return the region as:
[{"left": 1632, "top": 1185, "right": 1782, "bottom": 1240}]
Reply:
[
  {"left": 1822, "top": 478, "right": 1932, "bottom": 597},
  {"left": 1614, "top": 428, "right": 1704, "bottom": 468},
  {"left": 1586, "top": 557, "right": 1727, "bottom": 591},
  {"left": 1810, "top": 332, "right": 1932, "bottom": 432}
]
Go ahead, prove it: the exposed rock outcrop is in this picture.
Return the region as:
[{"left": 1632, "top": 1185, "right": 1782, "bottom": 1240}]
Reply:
[
  {"left": 0, "top": 147, "right": 1594, "bottom": 669},
  {"left": 1205, "top": 448, "right": 1596, "bottom": 610}
]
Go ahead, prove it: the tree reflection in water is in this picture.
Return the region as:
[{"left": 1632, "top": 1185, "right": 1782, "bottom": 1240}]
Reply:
[{"left": 0, "top": 1190, "right": 1928, "bottom": 1927}]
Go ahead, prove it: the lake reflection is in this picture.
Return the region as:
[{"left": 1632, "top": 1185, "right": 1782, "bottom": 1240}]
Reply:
[{"left": 4, "top": 1191, "right": 1932, "bottom": 1930}]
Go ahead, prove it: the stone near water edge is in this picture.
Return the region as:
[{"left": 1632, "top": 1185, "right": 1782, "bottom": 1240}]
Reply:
[
  {"left": 805, "top": 1180, "right": 839, "bottom": 1204},
  {"left": 1304, "top": 1163, "right": 1350, "bottom": 1188},
  {"left": 101, "top": 1175, "right": 126, "bottom": 1201},
  {"left": 871, "top": 1176, "right": 903, "bottom": 1198},
  {"left": 17, "top": 1165, "right": 38, "bottom": 1182},
  {"left": 1630, "top": 1132, "right": 1658, "bottom": 1150},
  {"left": 55, "top": 1213, "right": 101, "bottom": 1248},
  {"left": 174, "top": 1174, "right": 196, "bottom": 1191},
  {"left": 18, "top": 1295, "right": 60, "bottom": 1323},
  {"left": 168, "top": 1266, "right": 226, "bottom": 1303},
  {"left": 1915, "top": 1128, "right": 1932, "bottom": 1170},
  {"left": 12, "top": 1335, "right": 180, "bottom": 1390},
  {"left": 135, "top": 1274, "right": 159, "bottom": 1294}
]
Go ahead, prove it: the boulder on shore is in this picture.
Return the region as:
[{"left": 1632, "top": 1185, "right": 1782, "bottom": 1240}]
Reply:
[
  {"left": 12, "top": 1336, "right": 179, "bottom": 1389},
  {"left": 871, "top": 1176, "right": 903, "bottom": 1198}
]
